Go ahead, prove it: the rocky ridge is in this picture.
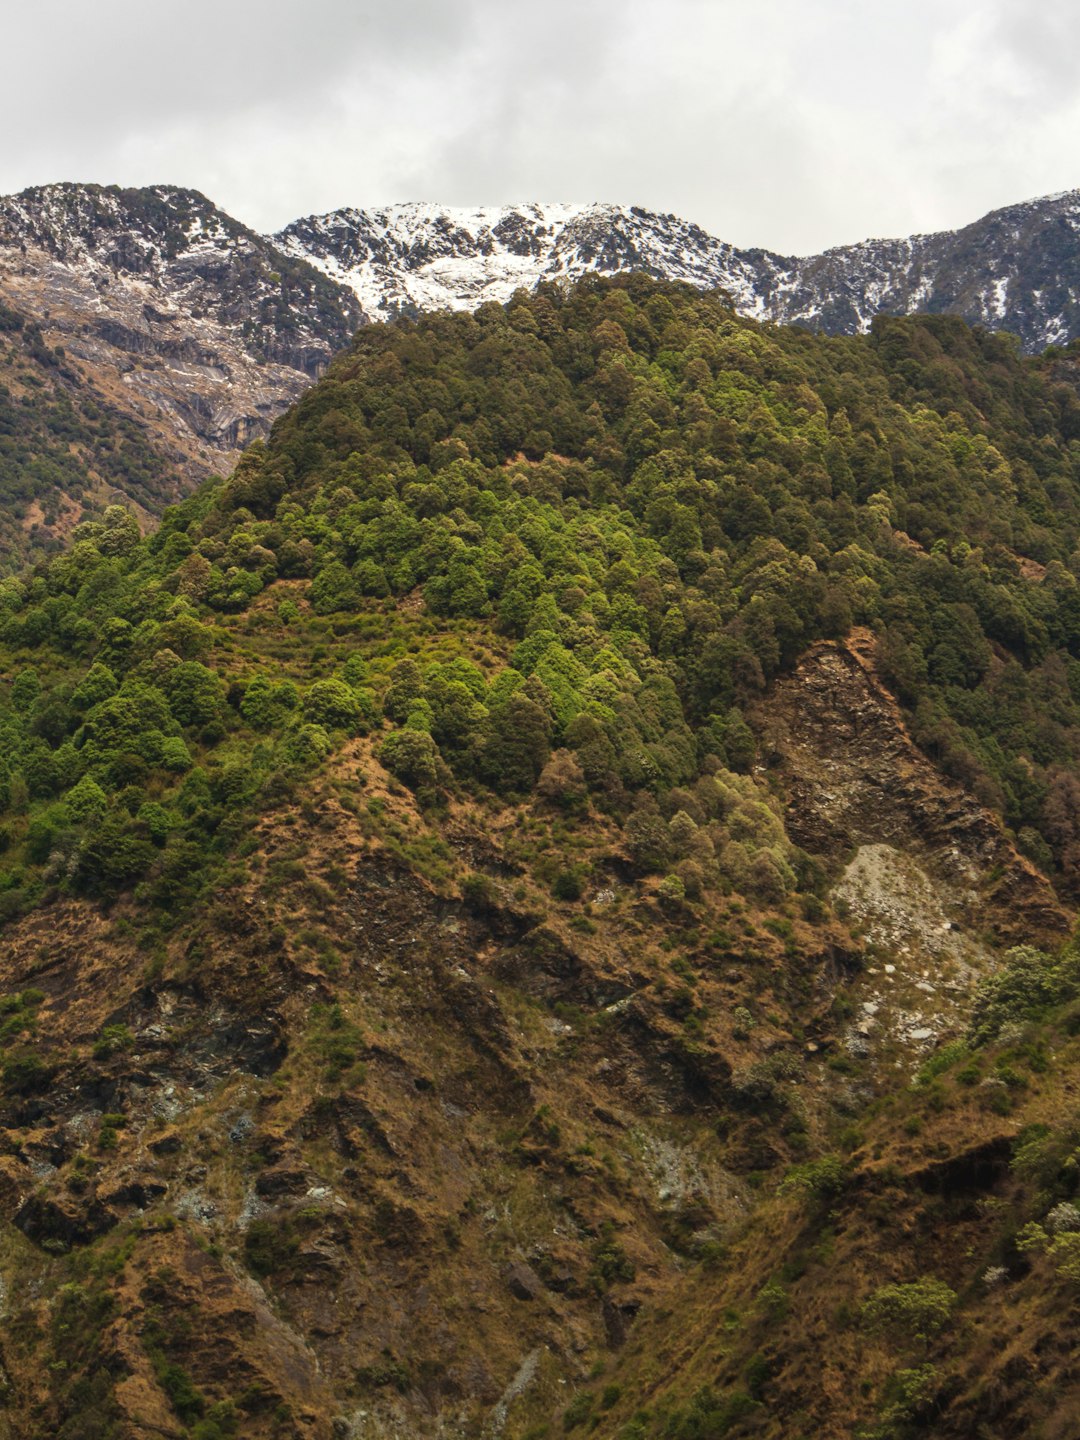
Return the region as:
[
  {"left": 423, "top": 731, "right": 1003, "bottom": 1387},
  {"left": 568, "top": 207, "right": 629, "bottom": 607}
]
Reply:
[
  {"left": 277, "top": 190, "right": 1080, "bottom": 352},
  {"left": 0, "top": 184, "right": 361, "bottom": 486}
]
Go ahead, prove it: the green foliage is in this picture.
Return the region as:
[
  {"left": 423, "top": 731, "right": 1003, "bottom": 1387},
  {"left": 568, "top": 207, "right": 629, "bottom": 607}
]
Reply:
[
  {"left": 657, "top": 1385, "right": 758, "bottom": 1438},
  {"left": 590, "top": 1225, "right": 636, "bottom": 1290},
  {"left": 48, "top": 1280, "right": 122, "bottom": 1438},
  {"left": 778, "top": 1154, "right": 849, "bottom": 1204},
  {"left": 2, "top": 1049, "right": 51, "bottom": 1094},
  {"left": 861, "top": 1278, "right": 957, "bottom": 1341},
  {"left": 913, "top": 1039, "right": 970, "bottom": 1085},
  {"left": 307, "top": 1001, "right": 366, "bottom": 1083},
  {"left": 243, "top": 1217, "right": 300, "bottom": 1277},
  {"left": 552, "top": 866, "right": 585, "bottom": 901},
  {"left": 4, "top": 274, "right": 1080, "bottom": 934},
  {"left": 304, "top": 677, "right": 360, "bottom": 730},
  {"left": 563, "top": 1390, "right": 595, "bottom": 1431},
  {"left": 968, "top": 945, "right": 1080, "bottom": 1044},
  {"left": 379, "top": 729, "right": 440, "bottom": 791},
  {"left": 864, "top": 1365, "right": 940, "bottom": 1440},
  {"left": 93, "top": 1024, "right": 134, "bottom": 1061}
]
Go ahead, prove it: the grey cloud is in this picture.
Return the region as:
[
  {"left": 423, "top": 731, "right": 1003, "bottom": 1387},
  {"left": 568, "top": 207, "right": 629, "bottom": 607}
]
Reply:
[{"left": 1, "top": 0, "right": 1078, "bottom": 254}]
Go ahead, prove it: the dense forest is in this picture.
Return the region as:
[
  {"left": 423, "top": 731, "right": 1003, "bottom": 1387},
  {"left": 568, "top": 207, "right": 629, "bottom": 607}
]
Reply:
[
  {"left": 3, "top": 277, "right": 1080, "bottom": 1439},
  {"left": 3, "top": 275, "right": 1080, "bottom": 918}
]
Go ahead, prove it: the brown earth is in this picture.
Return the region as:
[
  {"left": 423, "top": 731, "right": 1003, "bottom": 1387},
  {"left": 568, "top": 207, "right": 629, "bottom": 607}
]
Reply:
[{"left": 0, "top": 636, "right": 1075, "bottom": 1437}]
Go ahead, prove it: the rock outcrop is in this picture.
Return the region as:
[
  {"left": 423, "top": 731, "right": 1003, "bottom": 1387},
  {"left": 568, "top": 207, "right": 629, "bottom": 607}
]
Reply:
[
  {"left": 753, "top": 628, "right": 1072, "bottom": 949},
  {"left": 0, "top": 184, "right": 361, "bottom": 489}
]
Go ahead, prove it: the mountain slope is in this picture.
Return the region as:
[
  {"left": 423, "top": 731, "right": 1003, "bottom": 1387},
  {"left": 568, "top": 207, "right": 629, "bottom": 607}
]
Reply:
[
  {"left": 0, "top": 294, "right": 181, "bottom": 574},
  {"left": 276, "top": 190, "right": 1080, "bottom": 354},
  {"left": 0, "top": 184, "right": 361, "bottom": 480},
  {"left": 3, "top": 182, "right": 1080, "bottom": 572},
  {"left": 1, "top": 278, "right": 1080, "bottom": 1436}
]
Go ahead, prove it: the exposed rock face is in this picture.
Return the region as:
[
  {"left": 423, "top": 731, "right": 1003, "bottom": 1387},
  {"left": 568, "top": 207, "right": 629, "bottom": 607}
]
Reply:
[
  {"left": 754, "top": 629, "right": 1072, "bottom": 949},
  {"left": 277, "top": 190, "right": 1080, "bottom": 352},
  {"left": 0, "top": 184, "right": 361, "bottom": 486}
]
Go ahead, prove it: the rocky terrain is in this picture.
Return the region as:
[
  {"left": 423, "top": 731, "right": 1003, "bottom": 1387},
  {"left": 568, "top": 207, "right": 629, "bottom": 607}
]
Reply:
[
  {"left": 277, "top": 190, "right": 1080, "bottom": 352},
  {"left": 0, "top": 631, "right": 1072, "bottom": 1440},
  {"left": 0, "top": 185, "right": 360, "bottom": 486}
]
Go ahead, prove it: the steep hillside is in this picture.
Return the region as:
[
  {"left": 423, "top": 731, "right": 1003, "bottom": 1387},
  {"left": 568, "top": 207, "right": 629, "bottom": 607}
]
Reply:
[
  {"left": 1, "top": 278, "right": 1080, "bottom": 1438},
  {"left": 0, "top": 295, "right": 188, "bottom": 574},
  {"left": 0, "top": 184, "right": 361, "bottom": 495}
]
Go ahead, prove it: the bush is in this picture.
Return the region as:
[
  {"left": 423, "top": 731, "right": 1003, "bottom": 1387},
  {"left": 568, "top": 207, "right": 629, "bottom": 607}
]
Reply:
[
  {"left": 657, "top": 873, "right": 686, "bottom": 903},
  {"left": 379, "top": 729, "right": 439, "bottom": 791},
  {"left": 861, "top": 1278, "right": 957, "bottom": 1340},
  {"left": 969, "top": 946, "right": 1080, "bottom": 1044},
  {"left": 2, "top": 1051, "right": 52, "bottom": 1094},
  {"left": 93, "top": 1024, "right": 135, "bottom": 1060},
  {"left": 778, "top": 1155, "right": 849, "bottom": 1204},
  {"left": 552, "top": 867, "right": 585, "bottom": 902}
]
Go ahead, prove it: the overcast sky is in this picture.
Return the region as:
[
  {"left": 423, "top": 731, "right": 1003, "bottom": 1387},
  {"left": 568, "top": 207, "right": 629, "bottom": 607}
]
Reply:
[{"left": 4, "top": 0, "right": 1080, "bottom": 254}]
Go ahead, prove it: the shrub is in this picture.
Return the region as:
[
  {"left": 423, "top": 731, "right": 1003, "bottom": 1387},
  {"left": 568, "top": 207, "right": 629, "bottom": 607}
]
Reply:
[
  {"left": 778, "top": 1155, "right": 849, "bottom": 1204},
  {"left": 563, "top": 1390, "right": 594, "bottom": 1431},
  {"left": 552, "top": 868, "right": 584, "bottom": 902},
  {"left": 657, "top": 873, "right": 686, "bottom": 903},
  {"left": 93, "top": 1024, "right": 135, "bottom": 1060},
  {"left": 379, "top": 729, "right": 439, "bottom": 791},
  {"left": 969, "top": 946, "right": 1080, "bottom": 1044},
  {"left": 861, "top": 1278, "right": 957, "bottom": 1340},
  {"left": 2, "top": 1051, "right": 52, "bottom": 1094}
]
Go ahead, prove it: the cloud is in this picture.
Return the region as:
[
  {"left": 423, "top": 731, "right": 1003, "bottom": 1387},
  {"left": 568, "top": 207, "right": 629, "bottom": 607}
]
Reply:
[{"left": 2, "top": 0, "right": 1079, "bottom": 253}]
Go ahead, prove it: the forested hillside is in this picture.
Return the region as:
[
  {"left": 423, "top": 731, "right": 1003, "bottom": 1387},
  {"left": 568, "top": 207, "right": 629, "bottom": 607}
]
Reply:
[
  {"left": 1, "top": 277, "right": 1080, "bottom": 1438},
  {"left": 0, "top": 297, "right": 180, "bottom": 574},
  {"left": 4, "top": 275, "right": 1080, "bottom": 910}
]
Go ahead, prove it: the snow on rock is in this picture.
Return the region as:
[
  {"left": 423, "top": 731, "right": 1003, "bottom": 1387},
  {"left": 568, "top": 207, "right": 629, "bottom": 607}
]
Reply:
[{"left": 276, "top": 189, "right": 1080, "bottom": 353}]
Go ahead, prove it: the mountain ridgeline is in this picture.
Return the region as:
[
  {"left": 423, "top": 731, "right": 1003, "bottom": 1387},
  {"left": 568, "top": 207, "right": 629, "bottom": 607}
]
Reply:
[
  {"left": 1, "top": 278, "right": 1080, "bottom": 1437},
  {"left": 276, "top": 189, "right": 1080, "bottom": 351},
  {"left": 5, "top": 180, "right": 1080, "bottom": 572}
]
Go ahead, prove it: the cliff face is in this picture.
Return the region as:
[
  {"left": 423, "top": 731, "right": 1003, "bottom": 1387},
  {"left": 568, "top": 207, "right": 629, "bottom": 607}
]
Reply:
[
  {"left": 0, "top": 185, "right": 361, "bottom": 487},
  {"left": 755, "top": 630, "right": 1071, "bottom": 949}
]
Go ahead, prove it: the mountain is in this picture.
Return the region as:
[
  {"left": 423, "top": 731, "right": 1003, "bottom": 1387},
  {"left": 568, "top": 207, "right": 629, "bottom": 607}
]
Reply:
[
  {"left": 273, "top": 200, "right": 788, "bottom": 321},
  {"left": 1, "top": 276, "right": 1080, "bottom": 1437},
  {"left": 4, "top": 182, "right": 1080, "bottom": 570},
  {"left": 0, "top": 184, "right": 360, "bottom": 498},
  {"left": 276, "top": 191, "right": 1080, "bottom": 352}
]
